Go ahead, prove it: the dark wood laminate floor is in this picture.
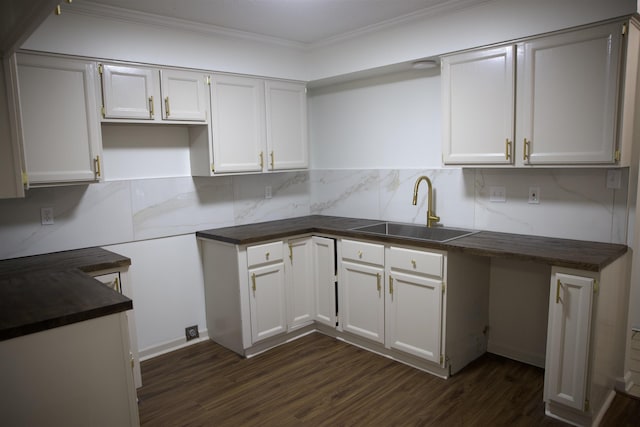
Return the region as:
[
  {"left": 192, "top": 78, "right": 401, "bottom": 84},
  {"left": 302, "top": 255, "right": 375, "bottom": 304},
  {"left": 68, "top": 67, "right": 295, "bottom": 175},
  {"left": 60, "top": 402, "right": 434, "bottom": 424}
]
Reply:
[{"left": 137, "top": 333, "right": 640, "bottom": 426}]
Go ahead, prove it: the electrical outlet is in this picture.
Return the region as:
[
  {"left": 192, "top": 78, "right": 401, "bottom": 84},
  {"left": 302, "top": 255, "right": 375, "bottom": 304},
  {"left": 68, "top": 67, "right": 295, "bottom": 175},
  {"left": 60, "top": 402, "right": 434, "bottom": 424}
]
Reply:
[
  {"left": 41, "top": 207, "right": 54, "bottom": 225},
  {"left": 489, "top": 186, "right": 506, "bottom": 202},
  {"left": 528, "top": 187, "right": 540, "bottom": 204},
  {"left": 185, "top": 325, "right": 199, "bottom": 341},
  {"left": 265, "top": 185, "right": 272, "bottom": 199}
]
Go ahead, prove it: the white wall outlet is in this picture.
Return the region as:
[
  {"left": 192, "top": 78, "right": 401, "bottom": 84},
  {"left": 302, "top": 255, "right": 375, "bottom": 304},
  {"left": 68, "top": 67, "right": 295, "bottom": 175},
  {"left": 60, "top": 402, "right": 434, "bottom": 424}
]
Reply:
[
  {"left": 41, "top": 207, "right": 54, "bottom": 225},
  {"left": 489, "top": 186, "right": 506, "bottom": 202},
  {"left": 606, "top": 169, "right": 621, "bottom": 189},
  {"left": 528, "top": 187, "right": 540, "bottom": 204},
  {"left": 265, "top": 185, "right": 272, "bottom": 199}
]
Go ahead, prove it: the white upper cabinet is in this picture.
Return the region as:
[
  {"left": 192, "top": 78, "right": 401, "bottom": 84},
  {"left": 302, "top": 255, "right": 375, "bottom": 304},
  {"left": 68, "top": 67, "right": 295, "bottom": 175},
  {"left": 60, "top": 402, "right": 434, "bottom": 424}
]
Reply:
[
  {"left": 16, "top": 53, "right": 102, "bottom": 186},
  {"left": 209, "top": 74, "right": 265, "bottom": 173},
  {"left": 101, "top": 65, "right": 156, "bottom": 120},
  {"left": 265, "top": 81, "right": 308, "bottom": 170},
  {"left": 207, "top": 75, "right": 308, "bottom": 175},
  {"left": 519, "top": 22, "right": 622, "bottom": 165},
  {"left": 99, "top": 64, "right": 209, "bottom": 123},
  {"left": 441, "top": 46, "right": 515, "bottom": 165},
  {"left": 442, "top": 20, "right": 626, "bottom": 167},
  {"left": 160, "top": 69, "right": 208, "bottom": 121}
]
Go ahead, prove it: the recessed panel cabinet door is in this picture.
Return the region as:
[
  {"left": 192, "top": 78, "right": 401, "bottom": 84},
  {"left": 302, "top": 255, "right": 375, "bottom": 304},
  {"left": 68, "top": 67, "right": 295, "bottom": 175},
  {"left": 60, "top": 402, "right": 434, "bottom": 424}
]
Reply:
[
  {"left": 17, "top": 54, "right": 101, "bottom": 185},
  {"left": 287, "top": 238, "right": 314, "bottom": 331},
  {"left": 210, "top": 75, "right": 264, "bottom": 173},
  {"left": 248, "top": 262, "right": 287, "bottom": 343},
  {"left": 544, "top": 272, "right": 594, "bottom": 411},
  {"left": 160, "top": 69, "right": 208, "bottom": 121},
  {"left": 386, "top": 271, "right": 442, "bottom": 364},
  {"left": 441, "top": 46, "right": 515, "bottom": 165},
  {"left": 313, "top": 236, "right": 336, "bottom": 327},
  {"left": 101, "top": 64, "right": 156, "bottom": 120},
  {"left": 265, "top": 80, "right": 308, "bottom": 170},
  {"left": 520, "top": 22, "right": 622, "bottom": 164},
  {"left": 340, "top": 260, "right": 385, "bottom": 344}
]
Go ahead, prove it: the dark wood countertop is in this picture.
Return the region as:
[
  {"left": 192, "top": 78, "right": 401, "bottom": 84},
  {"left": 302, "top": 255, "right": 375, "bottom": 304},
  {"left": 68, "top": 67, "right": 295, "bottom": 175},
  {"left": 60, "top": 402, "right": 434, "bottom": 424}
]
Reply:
[
  {"left": 196, "top": 215, "right": 627, "bottom": 272},
  {"left": 0, "top": 247, "right": 132, "bottom": 341}
]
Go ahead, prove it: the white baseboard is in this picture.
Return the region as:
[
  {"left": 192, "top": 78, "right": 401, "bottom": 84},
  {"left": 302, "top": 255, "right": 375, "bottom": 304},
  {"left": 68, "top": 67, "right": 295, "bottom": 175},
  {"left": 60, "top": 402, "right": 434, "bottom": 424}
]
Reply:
[
  {"left": 139, "top": 329, "right": 209, "bottom": 361},
  {"left": 615, "top": 371, "right": 633, "bottom": 393}
]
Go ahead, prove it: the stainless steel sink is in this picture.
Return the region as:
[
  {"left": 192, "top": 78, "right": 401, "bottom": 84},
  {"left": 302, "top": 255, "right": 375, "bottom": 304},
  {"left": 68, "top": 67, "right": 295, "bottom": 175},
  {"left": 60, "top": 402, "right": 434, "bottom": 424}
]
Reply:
[{"left": 351, "top": 222, "right": 477, "bottom": 243}]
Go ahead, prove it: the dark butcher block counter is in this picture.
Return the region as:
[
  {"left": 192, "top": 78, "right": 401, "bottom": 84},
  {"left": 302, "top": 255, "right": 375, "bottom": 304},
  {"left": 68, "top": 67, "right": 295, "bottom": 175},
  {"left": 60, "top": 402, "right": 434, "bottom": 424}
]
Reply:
[
  {"left": 0, "top": 247, "right": 132, "bottom": 341},
  {"left": 196, "top": 215, "right": 628, "bottom": 272}
]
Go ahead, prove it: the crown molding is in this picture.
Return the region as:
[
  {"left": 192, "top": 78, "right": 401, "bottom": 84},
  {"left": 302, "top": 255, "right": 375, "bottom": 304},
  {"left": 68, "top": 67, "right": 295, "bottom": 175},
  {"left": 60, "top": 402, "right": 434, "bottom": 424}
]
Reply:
[
  {"left": 308, "top": 0, "right": 497, "bottom": 49},
  {"left": 66, "top": 1, "right": 308, "bottom": 50}
]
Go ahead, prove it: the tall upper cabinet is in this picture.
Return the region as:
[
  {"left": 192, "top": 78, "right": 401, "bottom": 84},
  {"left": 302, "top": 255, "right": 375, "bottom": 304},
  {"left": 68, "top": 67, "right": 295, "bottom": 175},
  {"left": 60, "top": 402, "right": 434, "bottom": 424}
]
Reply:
[
  {"left": 13, "top": 53, "right": 102, "bottom": 186},
  {"left": 442, "top": 20, "right": 635, "bottom": 167}
]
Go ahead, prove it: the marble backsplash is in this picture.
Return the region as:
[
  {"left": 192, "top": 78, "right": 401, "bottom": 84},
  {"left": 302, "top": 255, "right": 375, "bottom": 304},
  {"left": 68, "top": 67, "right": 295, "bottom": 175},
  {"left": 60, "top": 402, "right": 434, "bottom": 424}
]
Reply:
[{"left": 0, "top": 167, "right": 628, "bottom": 259}]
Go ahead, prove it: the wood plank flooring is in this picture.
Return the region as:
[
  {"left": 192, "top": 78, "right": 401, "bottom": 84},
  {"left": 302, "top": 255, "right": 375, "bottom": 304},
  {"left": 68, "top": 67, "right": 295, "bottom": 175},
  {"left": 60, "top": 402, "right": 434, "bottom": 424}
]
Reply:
[{"left": 137, "top": 333, "right": 640, "bottom": 426}]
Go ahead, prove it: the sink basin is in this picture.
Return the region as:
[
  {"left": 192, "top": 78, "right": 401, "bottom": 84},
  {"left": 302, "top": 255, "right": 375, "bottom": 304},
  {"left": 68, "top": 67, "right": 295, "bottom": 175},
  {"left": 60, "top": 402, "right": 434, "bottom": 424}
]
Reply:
[{"left": 351, "top": 222, "right": 477, "bottom": 243}]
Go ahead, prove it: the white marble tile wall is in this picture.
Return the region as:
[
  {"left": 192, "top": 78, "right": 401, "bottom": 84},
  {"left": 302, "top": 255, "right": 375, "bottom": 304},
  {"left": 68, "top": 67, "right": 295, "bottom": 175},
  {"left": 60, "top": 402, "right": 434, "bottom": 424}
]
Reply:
[
  {"left": 0, "top": 171, "right": 311, "bottom": 260},
  {"left": 311, "top": 168, "right": 628, "bottom": 244}
]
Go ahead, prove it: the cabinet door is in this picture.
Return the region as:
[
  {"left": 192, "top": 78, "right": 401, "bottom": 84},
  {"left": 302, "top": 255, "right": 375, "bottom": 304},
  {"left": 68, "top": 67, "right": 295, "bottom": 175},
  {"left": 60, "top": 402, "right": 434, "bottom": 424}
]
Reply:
[
  {"left": 248, "top": 262, "right": 287, "bottom": 343},
  {"left": 386, "top": 271, "right": 443, "bottom": 364},
  {"left": 520, "top": 22, "right": 622, "bottom": 164},
  {"left": 265, "top": 80, "right": 308, "bottom": 170},
  {"left": 100, "top": 64, "right": 156, "bottom": 120},
  {"left": 210, "top": 74, "right": 265, "bottom": 173},
  {"left": 286, "top": 238, "right": 314, "bottom": 330},
  {"left": 544, "top": 272, "right": 594, "bottom": 411},
  {"left": 17, "top": 54, "right": 101, "bottom": 185},
  {"left": 160, "top": 69, "right": 208, "bottom": 121},
  {"left": 340, "top": 260, "right": 385, "bottom": 344},
  {"left": 441, "top": 46, "right": 515, "bottom": 165},
  {"left": 313, "top": 236, "right": 336, "bottom": 327}
]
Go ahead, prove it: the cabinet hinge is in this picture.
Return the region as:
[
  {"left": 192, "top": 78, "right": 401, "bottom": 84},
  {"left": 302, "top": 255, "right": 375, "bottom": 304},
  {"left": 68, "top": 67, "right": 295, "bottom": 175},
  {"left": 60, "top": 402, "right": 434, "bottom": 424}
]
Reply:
[
  {"left": 21, "top": 171, "right": 28, "bottom": 186},
  {"left": 206, "top": 75, "right": 211, "bottom": 86},
  {"left": 615, "top": 149, "right": 621, "bottom": 162},
  {"left": 594, "top": 279, "right": 599, "bottom": 294},
  {"left": 98, "top": 64, "right": 103, "bottom": 75},
  {"left": 585, "top": 399, "right": 590, "bottom": 412},
  {"left": 211, "top": 163, "right": 215, "bottom": 173},
  {"left": 440, "top": 354, "right": 444, "bottom": 365},
  {"left": 622, "top": 23, "right": 627, "bottom": 36},
  {"left": 101, "top": 105, "right": 106, "bottom": 118},
  {"left": 442, "top": 283, "right": 446, "bottom": 294}
]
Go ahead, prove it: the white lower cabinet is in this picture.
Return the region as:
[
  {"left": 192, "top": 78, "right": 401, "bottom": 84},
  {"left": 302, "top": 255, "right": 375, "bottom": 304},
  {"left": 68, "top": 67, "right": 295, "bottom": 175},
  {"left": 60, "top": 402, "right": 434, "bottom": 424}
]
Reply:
[
  {"left": 339, "top": 240, "right": 385, "bottom": 344},
  {"left": 312, "top": 236, "right": 337, "bottom": 327},
  {"left": 247, "top": 241, "right": 287, "bottom": 344},
  {"left": 386, "top": 247, "right": 444, "bottom": 365}
]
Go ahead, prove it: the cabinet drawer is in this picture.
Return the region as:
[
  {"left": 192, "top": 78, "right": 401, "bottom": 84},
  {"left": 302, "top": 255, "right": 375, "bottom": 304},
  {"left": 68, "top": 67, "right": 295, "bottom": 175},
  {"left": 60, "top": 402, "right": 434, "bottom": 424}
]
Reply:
[
  {"left": 247, "top": 241, "right": 284, "bottom": 267},
  {"left": 341, "top": 239, "right": 384, "bottom": 266},
  {"left": 388, "top": 247, "right": 443, "bottom": 278}
]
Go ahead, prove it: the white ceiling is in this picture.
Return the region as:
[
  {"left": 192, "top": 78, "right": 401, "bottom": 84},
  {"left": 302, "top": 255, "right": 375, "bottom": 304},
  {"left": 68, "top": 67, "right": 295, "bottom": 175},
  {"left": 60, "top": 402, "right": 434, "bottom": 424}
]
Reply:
[{"left": 85, "top": 0, "right": 486, "bottom": 45}]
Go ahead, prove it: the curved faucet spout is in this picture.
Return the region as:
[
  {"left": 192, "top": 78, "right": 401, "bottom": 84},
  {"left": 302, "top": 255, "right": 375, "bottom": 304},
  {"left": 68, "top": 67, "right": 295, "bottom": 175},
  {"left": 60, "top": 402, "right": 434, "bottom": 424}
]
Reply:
[{"left": 412, "top": 176, "right": 440, "bottom": 228}]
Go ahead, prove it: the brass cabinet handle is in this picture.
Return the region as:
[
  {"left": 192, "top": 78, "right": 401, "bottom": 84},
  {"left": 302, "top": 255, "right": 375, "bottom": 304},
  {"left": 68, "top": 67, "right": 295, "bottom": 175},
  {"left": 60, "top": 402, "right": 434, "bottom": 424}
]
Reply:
[
  {"left": 288, "top": 243, "right": 293, "bottom": 261},
  {"left": 94, "top": 156, "right": 101, "bottom": 178},
  {"left": 389, "top": 276, "right": 394, "bottom": 295},
  {"left": 556, "top": 279, "right": 561, "bottom": 304},
  {"left": 270, "top": 151, "right": 275, "bottom": 169},
  {"left": 358, "top": 250, "right": 363, "bottom": 258},
  {"left": 523, "top": 138, "right": 530, "bottom": 161},
  {"left": 411, "top": 259, "right": 417, "bottom": 269},
  {"left": 149, "top": 96, "right": 154, "bottom": 118},
  {"left": 259, "top": 151, "right": 264, "bottom": 168},
  {"left": 505, "top": 138, "right": 512, "bottom": 160},
  {"left": 265, "top": 252, "right": 270, "bottom": 260},
  {"left": 376, "top": 273, "right": 381, "bottom": 293},
  {"left": 164, "top": 97, "right": 170, "bottom": 117},
  {"left": 251, "top": 273, "right": 256, "bottom": 293}
]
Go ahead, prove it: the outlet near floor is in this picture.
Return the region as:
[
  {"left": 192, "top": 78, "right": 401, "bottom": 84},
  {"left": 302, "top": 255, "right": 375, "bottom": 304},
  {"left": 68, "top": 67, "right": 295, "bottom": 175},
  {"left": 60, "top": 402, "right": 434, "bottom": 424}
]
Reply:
[{"left": 185, "top": 325, "right": 199, "bottom": 341}]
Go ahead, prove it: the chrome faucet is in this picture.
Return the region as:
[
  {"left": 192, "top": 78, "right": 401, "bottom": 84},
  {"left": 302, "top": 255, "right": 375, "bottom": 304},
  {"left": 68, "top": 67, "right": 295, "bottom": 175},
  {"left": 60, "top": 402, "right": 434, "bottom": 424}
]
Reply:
[{"left": 412, "top": 175, "right": 440, "bottom": 228}]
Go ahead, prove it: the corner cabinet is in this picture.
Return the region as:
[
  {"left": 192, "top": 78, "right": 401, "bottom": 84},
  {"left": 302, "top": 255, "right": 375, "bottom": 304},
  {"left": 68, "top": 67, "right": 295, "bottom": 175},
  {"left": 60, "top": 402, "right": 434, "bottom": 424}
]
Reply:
[
  {"left": 14, "top": 53, "right": 102, "bottom": 186},
  {"left": 442, "top": 20, "right": 629, "bottom": 167}
]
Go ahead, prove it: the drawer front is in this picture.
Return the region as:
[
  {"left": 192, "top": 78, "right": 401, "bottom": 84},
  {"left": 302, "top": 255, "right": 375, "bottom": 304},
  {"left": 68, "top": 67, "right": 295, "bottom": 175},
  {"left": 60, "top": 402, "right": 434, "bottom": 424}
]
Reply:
[
  {"left": 341, "top": 239, "right": 384, "bottom": 266},
  {"left": 247, "top": 241, "right": 284, "bottom": 267},
  {"left": 388, "top": 246, "right": 443, "bottom": 278}
]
